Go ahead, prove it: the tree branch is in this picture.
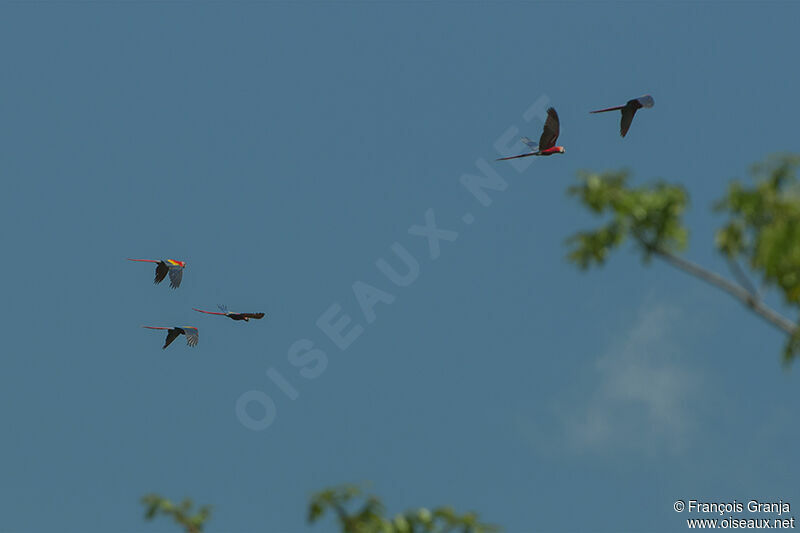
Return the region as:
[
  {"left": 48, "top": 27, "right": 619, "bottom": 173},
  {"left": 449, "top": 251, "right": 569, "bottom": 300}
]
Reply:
[
  {"left": 645, "top": 243, "right": 797, "bottom": 335},
  {"left": 726, "top": 258, "right": 760, "bottom": 300}
]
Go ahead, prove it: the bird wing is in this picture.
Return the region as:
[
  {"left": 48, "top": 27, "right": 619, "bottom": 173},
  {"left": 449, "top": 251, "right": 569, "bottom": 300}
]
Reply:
[
  {"left": 538, "top": 107, "right": 560, "bottom": 150},
  {"left": 183, "top": 327, "right": 199, "bottom": 347},
  {"left": 154, "top": 262, "right": 168, "bottom": 284},
  {"left": 163, "top": 328, "right": 181, "bottom": 349},
  {"left": 633, "top": 94, "right": 654, "bottom": 108},
  {"left": 167, "top": 264, "right": 183, "bottom": 288},
  {"left": 521, "top": 136, "right": 538, "bottom": 150},
  {"left": 241, "top": 312, "right": 266, "bottom": 320},
  {"left": 620, "top": 106, "right": 638, "bottom": 138}
]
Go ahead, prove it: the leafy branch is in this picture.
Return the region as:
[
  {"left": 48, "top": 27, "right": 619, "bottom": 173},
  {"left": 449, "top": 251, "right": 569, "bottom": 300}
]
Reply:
[
  {"left": 308, "top": 484, "right": 500, "bottom": 533},
  {"left": 141, "top": 494, "right": 212, "bottom": 533},
  {"left": 566, "top": 154, "right": 800, "bottom": 362}
]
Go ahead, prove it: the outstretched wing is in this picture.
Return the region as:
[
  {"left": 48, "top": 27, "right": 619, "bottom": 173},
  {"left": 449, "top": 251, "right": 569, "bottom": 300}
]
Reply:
[
  {"left": 620, "top": 106, "right": 638, "bottom": 138},
  {"left": 241, "top": 312, "right": 266, "bottom": 320},
  {"left": 167, "top": 264, "right": 183, "bottom": 289},
  {"left": 521, "top": 136, "right": 538, "bottom": 151},
  {"left": 183, "top": 327, "right": 199, "bottom": 347},
  {"left": 163, "top": 328, "right": 181, "bottom": 349},
  {"left": 217, "top": 304, "right": 229, "bottom": 313},
  {"left": 538, "top": 107, "right": 560, "bottom": 150},
  {"left": 154, "top": 262, "right": 168, "bottom": 284},
  {"left": 633, "top": 94, "right": 654, "bottom": 109}
]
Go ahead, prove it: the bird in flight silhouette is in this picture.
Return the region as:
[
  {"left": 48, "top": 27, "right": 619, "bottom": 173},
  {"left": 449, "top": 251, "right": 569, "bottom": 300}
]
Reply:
[
  {"left": 142, "top": 326, "right": 199, "bottom": 349},
  {"left": 590, "top": 94, "right": 654, "bottom": 137},
  {"left": 193, "top": 305, "right": 266, "bottom": 322}
]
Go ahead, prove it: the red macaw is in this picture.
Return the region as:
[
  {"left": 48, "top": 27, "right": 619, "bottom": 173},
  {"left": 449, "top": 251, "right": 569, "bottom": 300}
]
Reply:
[
  {"left": 142, "top": 326, "right": 199, "bottom": 349},
  {"left": 496, "top": 107, "right": 565, "bottom": 161},
  {"left": 193, "top": 305, "right": 266, "bottom": 322},
  {"left": 590, "top": 94, "right": 654, "bottom": 137},
  {"left": 127, "top": 258, "right": 185, "bottom": 288}
]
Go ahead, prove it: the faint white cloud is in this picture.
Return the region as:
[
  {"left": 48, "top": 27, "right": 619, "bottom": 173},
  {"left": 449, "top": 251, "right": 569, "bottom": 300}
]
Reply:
[{"left": 525, "top": 303, "right": 700, "bottom": 456}]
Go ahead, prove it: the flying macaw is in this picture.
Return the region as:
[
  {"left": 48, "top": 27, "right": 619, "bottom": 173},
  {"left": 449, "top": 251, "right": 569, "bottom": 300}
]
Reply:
[
  {"left": 590, "top": 94, "right": 654, "bottom": 137},
  {"left": 127, "top": 258, "right": 185, "bottom": 288},
  {"left": 193, "top": 305, "right": 266, "bottom": 322},
  {"left": 142, "top": 326, "right": 199, "bottom": 349},
  {"left": 496, "top": 107, "right": 565, "bottom": 161}
]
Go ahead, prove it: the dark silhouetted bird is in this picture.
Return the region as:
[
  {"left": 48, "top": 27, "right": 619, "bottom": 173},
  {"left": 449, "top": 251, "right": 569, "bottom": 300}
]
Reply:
[
  {"left": 590, "top": 94, "right": 654, "bottom": 137},
  {"left": 193, "top": 305, "right": 266, "bottom": 322},
  {"left": 142, "top": 326, "right": 199, "bottom": 349}
]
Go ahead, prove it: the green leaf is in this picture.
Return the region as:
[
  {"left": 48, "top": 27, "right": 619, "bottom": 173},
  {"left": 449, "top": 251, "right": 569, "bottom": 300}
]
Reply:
[
  {"left": 566, "top": 170, "right": 688, "bottom": 268},
  {"left": 716, "top": 154, "right": 800, "bottom": 306}
]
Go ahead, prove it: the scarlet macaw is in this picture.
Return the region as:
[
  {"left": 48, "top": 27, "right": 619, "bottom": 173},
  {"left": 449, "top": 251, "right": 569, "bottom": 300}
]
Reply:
[
  {"left": 496, "top": 107, "right": 565, "bottom": 161},
  {"left": 590, "top": 94, "right": 654, "bottom": 137},
  {"left": 127, "top": 258, "right": 185, "bottom": 288},
  {"left": 193, "top": 305, "right": 266, "bottom": 322},
  {"left": 142, "top": 326, "right": 199, "bottom": 349}
]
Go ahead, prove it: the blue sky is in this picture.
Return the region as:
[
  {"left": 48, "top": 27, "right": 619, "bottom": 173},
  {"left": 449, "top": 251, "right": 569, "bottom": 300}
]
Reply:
[{"left": 1, "top": 2, "right": 799, "bottom": 532}]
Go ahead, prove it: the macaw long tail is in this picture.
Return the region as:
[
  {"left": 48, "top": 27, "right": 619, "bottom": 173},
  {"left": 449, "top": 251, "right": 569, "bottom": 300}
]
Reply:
[
  {"left": 496, "top": 152, "right": 538, "bottom": 161},
  {"left": 127, "top": 258, "right": 160, "bottom": 263},
  {"left": 589, "top": 105, "right": 625, "bottom": 114},
  {"left": 192, "top": 308, "right": 226, "bottom": 316}
]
